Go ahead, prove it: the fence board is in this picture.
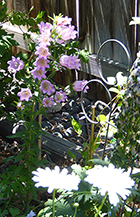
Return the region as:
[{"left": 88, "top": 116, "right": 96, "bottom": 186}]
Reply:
[
  {"left": 3, "top": 0, "right": 139, "bottom": 78},
  {"left": 4, "top": 0, "right": 137, "bottom": 62}
]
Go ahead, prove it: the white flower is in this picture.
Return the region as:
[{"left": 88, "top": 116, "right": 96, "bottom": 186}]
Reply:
[
  {"left": 85, "top": 164, "right": 135, "bottom": 206},
  {"left": 26, "top": 210, "right": 36, "bottom": 217},
  {"left": 116, "top": 72, "right": 127, "bottom": 87},
  {"left": 32, "top": 166, "right": 80, "bottom": 193}
]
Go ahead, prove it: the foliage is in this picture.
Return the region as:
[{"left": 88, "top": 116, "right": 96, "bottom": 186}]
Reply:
[
  {"left": 0, "top": 1, "right": 90, "bottom": 216},
  {"left": 0, "top": 1, "right": 139, "bottom": 216}
]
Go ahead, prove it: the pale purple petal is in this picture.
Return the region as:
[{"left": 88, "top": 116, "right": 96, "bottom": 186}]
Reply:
[
  {"left": 38, "top": 30, "right": 52, "bottom": 46},
  {"left": 55, "top": 91, "right": 67, "bottom": 102},
  {"left": 40, "top": 80, "right": 55, "bottom": 95},
  {"left": 26, "top": 210, "right": 36, "bottom": 217},
  {"left": 34, "top": 56, "right": 49, "bottom": 70},
  {"left": 60, "top": 55, "right": 80, "bottom": 70},
  {"left": 7, "top": 56, "right": 24, "bottom": 73},
  {"left": 35, "top": 46, "right": 50, "bottom": 58},
  {"left": 30, "top": 68, "right": 46, "bottom": 80},
  {"left": 17, "top": 88, "right": 32, "bottom": 102},
  {"left": 42, "top": 96, "right": 55, "bottom": 107},
  {"left": 73, "top": 80, "right": 89, "bottom": 93},
  {"left": 61, "top": 25, "right": 77, "bottom": 41},
  {"left": 38, "top": 21, "right": 52, "bottom": 34}
]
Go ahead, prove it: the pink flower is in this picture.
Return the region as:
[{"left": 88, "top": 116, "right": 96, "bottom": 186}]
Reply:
[
  {"left": 55, "top": 91, "right": 67, "bottom": 102},
  {"left": 40, "top": 80, "right": 55, "bottom": 95},
  {"left": 73, "top": 80, "right": 89, "bottom": 93},
  {"left": 56, "top": 16, "right": 72, "bottom": 26},
  {"left": 17, "top": 102, "right": 22, "bottom": 108},
  {"left": 30, "top": 68, "right": 46, "bottom": 80},
  {"left": 7, "top": 56, "right": 24, "bottom": 73},
  {"left": 60, "top": 54, "right": 81, "bottom": 70},
  {"left": 38, "top": 30, "right": 52, "bottom": 46},
  {"left": 56, "top": 25, "right": 63, "bottom": 35},
  {"left": 35, "top": 46, "right": 50, "bottom": 58},
  {"left": 42, "top": 96, "right": 55, "bottom": 107},
  {"left": 38, "top": 21, "right": 52, "bottom": 34},
  {"left": 61, "top": 25, "right": 77, "bottom": 40},
  {"left": 17, "top": 88, "right": 32, "bottom": 102},
  {"left": 34, "top": 56, "right": 49, "bottom": 70}
]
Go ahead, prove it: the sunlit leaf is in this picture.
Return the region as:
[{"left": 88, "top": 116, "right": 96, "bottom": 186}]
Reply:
[
  {"left": 97, "top": 114, "right": 107, "bottom": 123},
  {"left": 71, "top": 118, "right": 82, "bottom": 135},
  {"left": 109, "top": 87, "right": 122, "bottom": 95},
  {"left": 78, "top": 49, "right": 90, "bottom": 63}
]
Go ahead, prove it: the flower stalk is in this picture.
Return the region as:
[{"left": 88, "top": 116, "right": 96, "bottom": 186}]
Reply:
[
  {"left": 52, "top": 189, "right": 56, "bottom": 217},
  {"left": 94, "top": 192, "right": 108, "bottom": 217}
]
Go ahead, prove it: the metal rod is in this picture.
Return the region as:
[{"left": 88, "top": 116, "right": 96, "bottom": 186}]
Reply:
[
  {"left": 38, "top": 103, "right": 42, "bottom": 161},
  {"left": 96, "top": 39, "right": 131, "bottom": 86},
  {"left": 89, "top": 106, "right": 95, "bottom": 159}
]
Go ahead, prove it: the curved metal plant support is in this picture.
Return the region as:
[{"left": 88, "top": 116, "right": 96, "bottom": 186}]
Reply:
[
  {"left": 81, "top": 39, "right": 131, "bottom": 161},
  {"left": 96, "top": 39, "right": 131, "bottom": 86},
  {"left": 81, "top": 79, "right": 112, "bottom": 160}
]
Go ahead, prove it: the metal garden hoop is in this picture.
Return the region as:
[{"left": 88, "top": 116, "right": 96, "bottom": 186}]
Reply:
[
  {"left": 81, "top": 79, "right": 112, "bottom": 125},
  {"left": 81, "top": 79, "right": 113, "bottom": 160},
  {"left": 96, "top": 39, "right": 131, "bottom": 86},
  {"left": 80, "top": 39, "right": 131, "bottom": 160}
]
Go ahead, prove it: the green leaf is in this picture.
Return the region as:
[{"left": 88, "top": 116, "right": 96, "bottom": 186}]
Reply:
[
  {"left": 7, "top": 130, "right": 25, "bottom": 139},
  {"left": 78, "top": 49, "right": 90, "bottom": 63},
  {"left": 70, "top": 41, "right": 79, "bottom": 48},
  {"left": 14, "top": 149, "right": 26, "bottom": 163},
  {"left": 78, "top": 179, "right": 92, "bottom": 192},
  {"left": 1, "top": 209, "right": 9, "bottom": 216},
  {"left": 1, "top": 156, "right": 14, "bottom": 163},
  {"left": 0, "top": 45, "right": 6, "bottom": 55},
  {"left": 109, "top": 87, "right": 122, "bottom": 95},
  {"left": 71, "top": 118, "right": 82, "bottom": 135},
  {"left": 88, "top": 159, "right": 109, "bottom": 166},
  {"left": 9, "top": 207, "right": 21, "bottom": 216},
  {"left": 3, "top": 35, "right": 19, "bottom": 47},
  {"left": 67, "top": 150, "right": 76, "bottom": 160},
  {"left": 37, "top": 207, "right": 52, "bottom": 217},
  {"left": 97, "top": 114, "right": 107, "bottom": 124},
  {"left": 37, "top": 11, "right": 45, "bottom": 19},
  {"left": 0, "top": 82, "right": 5, "bottom": 98},
  {"left": 27, "top": 17, "right": 35, "bottom": 26},
  {"left": 71, "top": 164, "right": 87, "bottom": 180}
]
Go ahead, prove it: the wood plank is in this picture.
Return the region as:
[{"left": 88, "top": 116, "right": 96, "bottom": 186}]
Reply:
[
  {"left": 80, "top": 54, "right": 129, "bottom": 79},
  {"left": 0, "top": 118, "right": 82, "bottom": 162},
  {"left": 41, "top": 132, "right": 82, "bottom": 161},
  {"left": 2, "top": 22, "right": 37, "bottom": 51}
]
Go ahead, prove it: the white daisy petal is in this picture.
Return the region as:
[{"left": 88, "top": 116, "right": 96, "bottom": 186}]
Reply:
[
  {"left": 85, "top": 163, "right": 135, "bottom": 206},
  {"left": 32, "top": 165, "right": 80, "bottom": 193}
]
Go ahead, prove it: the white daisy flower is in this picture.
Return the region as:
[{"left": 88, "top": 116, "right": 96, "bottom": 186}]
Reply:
[
  {"left": 32, "top": 166, "right": 80, "bottom": 193},
  {"left": 85, "top": 163, "right": 135, "bottom": 206}
]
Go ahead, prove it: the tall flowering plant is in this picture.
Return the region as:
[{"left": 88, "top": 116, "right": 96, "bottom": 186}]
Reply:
[{"left": 0, "top": 3, "right": 89, "bottom": 215}]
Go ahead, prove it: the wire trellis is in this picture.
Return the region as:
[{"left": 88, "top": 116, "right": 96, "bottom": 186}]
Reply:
[{"left": 80, "top": 39, "right": 131, "bottom": 160}]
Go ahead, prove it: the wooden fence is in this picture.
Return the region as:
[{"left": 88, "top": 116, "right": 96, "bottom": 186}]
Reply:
[
  {"left": 5, "top": 1, "right": 138, "bottom": 58},
  {"left": 3, "top": 0, "right": 140, "bottom": 89}
]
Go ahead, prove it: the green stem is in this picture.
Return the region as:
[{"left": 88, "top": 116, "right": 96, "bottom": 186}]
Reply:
[
  {"left": 94, "top": 192, "right": 108, "bottom": 217},
  {"left": 73, "top": 207, "right": 77, "bottom": 217},
  {"left": 26, "top": 100, "right": 35, "bottom": 211},
  {"left": 52, "top": 189, "right": 56, "bottom": 217}
]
